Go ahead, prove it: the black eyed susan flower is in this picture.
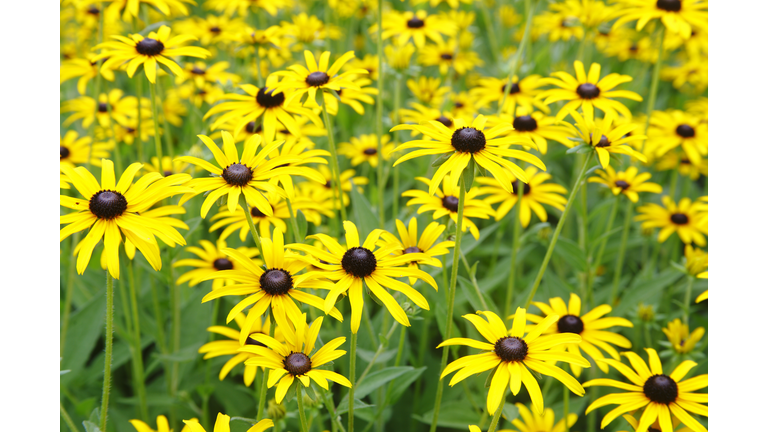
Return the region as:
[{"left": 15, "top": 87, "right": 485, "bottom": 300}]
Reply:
[
  {"left": 103, "top": 0, "right": 195, "bottom": 21},
  {"left": 94, "top": 25, "right": 211, "bottom": 84},
  {"left": 175, "top": 61, "right": 241, "bottom": 87},
  {"left": 174, "top": 239, "right": 260, "bottom": 290},
  {"left": 289, "top": 221, "right": 438, "bottom": 333},
  {"left": 635, "top": 196, "right": 707, "bottom": 246},
  {"left": 297, "top": 166, "right": 368, "bottom": 210},
  {"left": 378, "top": 218, "right": 455, "bottom": 284},
  {"left": 62, "top": 89, "right": 148, "bottom": 129},
  {"left": 539, "top": 61, "right": 642, "bottom": 121},
  {"left": 417, "top": 37, "right": 484, "bottom": 76},
  {"left": 477, "top": 166, "right": 568, "bottom": 227},
  {"left": 176, "top": 132, "right": 324, "bottom": 218},
  {"left": 175, "top": 14, "right": 247, "bottom": 47},
  {"left": 647, "top": 110, "right": 708, "bottom": 165},
  {"left": 345, "top": 54, "right": 379, "bottom": 80},
  {"left": 379, "top": 10, "right": 457, "bottom": 48},
  {"left": 503, "top": 402, "right": 577, "bottom": 432},
  {"left": 655, "top": 151, "right": 708, "bottom": 181},
  {"left": 60, "top": 131, "right": 114, "bottom": 170},
  {"left": 403, "top": 177, "right": 496, "bottom": 240},
  {"left": 391, "top": 115, "right": 544, "bottom": 196},
  {"left": 583, "top": 348, "right": 708, "bottom": 432},
  {"left": 471, "top": 75, "right": 550, "bottom": 115},
  {"left": 130, "top": 414, "right": 198, "bottom": 432},
  {"left": 439, "top": 309, "right": 589, "bottom": 414},
  {"left": 338, "top": 134, "right": 395, "bottom": 168},
  {"left": 564, "top": 110, "right": 648, "bottom": 168},
  {"left": 198, "top": 313, "right": 284, "bottom": 386},
  {"left": 144, "top": 156, "right": 192, "bottom": 177},
  {"left": 618, "top": 413, "right": 695, "bottom": 432},
  {"left": 398, "top": 103, "right": 460, "bottom": 134},
  {"left": 271, "top": 50, "right": 367, "bottom": 109},
  {"left": 384, "top": 42, "right": 416, "bottom": 71},
  {"left": 201, "top": 228, "right": 343, "bottom": 345},
  {"left": 60, "top": 160, "right": 193, "bottom": 279},
  {"left": 611, "top": 0, "right": 708, "bottom": 39},
  {"left": 532, "top": 10, "right": 584, "bottom": 42},
  {"left": 662, "top": 319, "right": 705, "bottom": 355},
  {"left": 204, "top": 75, "right": 323, "bottom": 143},
  {"left": 684, "top": 245, "right": 707, "bottom": 278},
  {"left": 263, "top": 135, "right": 330, "bottom": 200},
  {"left": 241, "top": 314, "right": 352, "bottom": 403},
  {"left": 206, "top": 0, "right": 289, "bottom": 17},
  {"left": 525, "top": 293, "right": 634, "bottom": 377},
  {"left": 588, "top": 166, "right": 663, "bottom": 203},
  {"left": 406, "top": 76, "right": 451, "bottom": 106},
  {"left": 60, "top": 56, "right": 115, "bottom": 95},
  {"left": 183, "top": 413, "right": 273, "bottom": 432},
  {"left": 487, "top": 110, "right": 574, "bottom": 155}
]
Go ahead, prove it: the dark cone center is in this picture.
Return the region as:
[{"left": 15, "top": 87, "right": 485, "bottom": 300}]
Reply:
[
  {"left": 451, "top": 127, "right": 486, "bottom": 153},
  {"left": 513, "top": 115, "right": 538, "bottom": 132},
  {"left": 437, "top": 116, "right": 453, "bottom": 128},
  {"left": 60, "top": 146, "right": 71, "bottom": 159},
  {"left": 221, "top": 163, "right": 253, "bottom": 186},
  {"left": 594, "top": 135, "right": 610, "bottom": 147},
  {"left": 213, "top": 258, "right": 234, "bottom": 270},
  {"left": 98, "top": 102, "right": 108, "bottom": 113},
  {"left": 210, "top": 26, "right": 221, "bottom": 34},
  {"left": 245, "top": 332, "right": 267, "bottom": 347},
  {"left": 341, "top": 247, "right": 377, "bottom": 278},
  {"left": 440, "top": 53, "right": 453, "bottom": 60},
  {"left": 406, "top": 17, "right": 425, "bottom": 28},
  {"left": 245, "top": 121, "right": 262, "bottom": 134},
  {"left": 260, "top": 269, "right": 293, "bottom": 295},
  {"left": 256, "top": 87, "right": 286, "bottom": 108},
  {"left": 643, "top": 374, "right": 678, "bottom": 404},
  {"left": 494, "top": 336, "right": 528, "bottom": 362},
  {"left": 284, "top": 352, "right": 312, "bottom": 376},
  {"left": 251, "top": 206, "right": 268, "bottom": 218},
  {"left": 442, "top": 195, "right": 460, "bottom": 212},
  {"left": 136, "top": 38, "right": 165, "bottom": 56},
  {"left": 615, "top": 180, "right": 631, "bottom": 190},
  {"left": 87, "top": 5, "right": 100, "bottom": 15},
  {"left": 89, "top": 190, "right": 128, "bottom": 219},
  {"left": 511, "top": 180, "right": 531, "bottom": 196},
  {"left": 675, "top": 124, "right": 695, "bottom": 138},
  {"left": 557, "top": 315, "right": 584, "bottom": 334},
  {"left": 576, "top": 83, "right": 601, "bottom": 99},
  {"left": 191, "top": 66, "right": 206, "bottom": 75},
  {"left": 306, "top": 71, "right": 330, "bottom": 87},
  {"left": 404, "top": 246, "right": 422, "bottom": 254},
  {"left": 364, "top": 148, "right": 377, "bottom": 155},
  {"left": 163, "top": 170, "right": 173, "bottom": 177},
  {"left": 656, "top": 0, "right": 682, "bottom": 12},
  {"left": 502, "top": 82, "right": 521, "bottom": 95},
  {"left": 670, "top": 213, "right": 689, "bottom": 225}
]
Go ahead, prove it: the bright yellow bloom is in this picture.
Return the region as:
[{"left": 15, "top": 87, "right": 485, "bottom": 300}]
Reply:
[
  {"left": 339, "top": 134, "right": 394, "bottom": 168},
  {"left": 417, "top": 37, "right": 484, "bottom": 76},
  {"left": 500, "top": 402, "right": 577, "bottom": 432},
  {"left": 60, "top": 131, "right": 114, "bottom": 170},
  {"left": 611, "top": 0, "right": 708, "bottom": 39},
  {"left": 62, "top": 89, "right": 148, "bottom": 129},
  {"left": 406, "top": 76, "right": 451, "bottom": 106},
  {"left": 183, "top": 413, "right": 273, "bottom": 432},
  {"left": 175, "top": 61, "right": 241, "bottom": 87},
  {"left": 321, "top": 76, "right": 378, "bottom": 115},
  {"left": 60, "top": 56, "right": 115, "bottom": 95},
  {"left": 662, "top": 319, "right": 705, "bottom": 354},
  {"left": 385, "top": 42, "right": 416, "bottom": 71},
  {"left": 684, "top": 245, "right": 707, "bottom": 276},
  {"left": 130, "top": 414, "right": 200, "bottom": 432},
  {"left": 173, "top": 239, "right": 260, "bottom": 290},
  {"left": 471, "top": 75, "right": 550, "bottom": 115},
  {"left": 635, "top": 196, "right": 707, "bottom": 246},
  {"left": 378, "top": 218, "right": 455, "bottom": 284},
  {"left": 588, "top": 166, "right": 662, "bottom": 202},
  {"left": 378, "top": 10, "right": 457, "bottom": 48},
  {"left": 564, "top": 110, "right": 648, "bottom": 168},
  {"left": 647, "top": 110, "right": 708, "bottom": 165}
]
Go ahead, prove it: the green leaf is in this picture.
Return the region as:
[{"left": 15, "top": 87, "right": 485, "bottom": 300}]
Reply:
[
  {"left": 414, "top": 401, "right": 482, "bottom": 429},
  {"left": 296, "top": 209, "right": 308, "bottom": 240},
  {"left": 431, "top": 152, "right": 453, "bottom": 167},
  {"left": 82, "top": 421, "right": 101, "bottom": 432},
  {"left": 335, "top": 398, "right": 375, "bottom": 415},
  {"left": 566, "top": 144, "right": 588, "bottom": 154},
  {"left": 502, "top": 402, "right": 519, "bottom": 421},
  {"left": 61, "top": 288, "right": 106, "bottom": 386},
  {"left": 389, "top": 366, "right": 426, "bottom": 403},
  {"left": 338, "top": 366, "right": 413, "bottom": 408},
  {"left": 349, "top": 176, "right": 378, "bottom": 239},
  {"left": 458, "top": 276, "right": 492, "bottom": 314},
  {"left": 356, "top": 348, "right": 397, "bottom": 364},
  {"left": 552, "top": 237, "right": 587, "bottom": 272}
]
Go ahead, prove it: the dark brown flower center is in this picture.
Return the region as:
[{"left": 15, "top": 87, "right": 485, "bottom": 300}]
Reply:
[
  {"left": 341, "top": 247, "right": 377, "bottom": 278},
  {"left": 163, "top": 170, "right": 173, "bottom": 177},
  {"left": 210, "top": 26, "right": 221, "bottom": 34},
  {"left": 245, "top": 332, "right": 266, "bottom": 347},
  {"left": 191, "top": 66, "right": 206, "bottom": 75},
  {"left": 494, "top": 336, "right": 528, "bottom": 362},
  {"left": 245, "top": 121, "right": 263, "bottom": 134},
  {"left": 594, "top": 135, "right": 610, "bottom": 147},
  {"left": 404, "top": 246, "right": 422, "bottom": 254},
  {"left": 656, "top": 0, "right": 682, "bottom": 12},
  {"left": 363, "top": 148, "right": 377, "bottom": 155},
  {"left": 251, "top": 206, "right": 268, "bottom": 218},
  {"left": 407, "top": 17, "right": 425, "bottom": 28},
  {"left": 511, "top": 180, "right": 531, "bottom": 195},
  {"left": 256, "top": 87, "right": 286, "bottom": 108},
  {"left": 675, "top": 124, "right": 695, "bottom": 138},
  {"left": 98, "top": 103, "right": 109, "bottom": 113},
  {"left": 513, "top": 115, "right": 538, "bottom": 132},
  {"left": 135, "top": 38, "right": 165, "bottom": 56},
  {"left": 306, "top": 71, "right": 330, "bottom": 87},
  {"left": 86, "top": 5, "right": 100, "bottom": 15},
  {"left": 221, "top": 163, "right": 253, "bottom": 186},
  {"left": 440, "top": 53, "right": 453, "bottom": 60},
  {"left": 643, "top": 374, "right": 678, "bottom": 404},
  {"left": 451, "top": 127, "right": 486, "bottom": 153},
  {"left": 557, "top": 315, "right": 584, "bottom": 334},
  {"left": 437, "top": 116, "right": 453, "bottom": 128},
  {"left": 614, "top": 180, "right": 631, "bottom": 190},
  {"left": 259, "top": 269, "right": 293, "bottom": 295},
  {"left": 284, "top": 352, "right": 312, "bottom": 376},
  {"left": 670, "top": 213, "right": 689, "bottom": 225},
  {"left": 89, "top": 190, "right": 128, "bottom": 219},
  {"left": 213, "top": 258, "right": 234, "bottom": 270},
  {"left": 501, "top": 82, "right": 521, "bottom": 95},
  {"left": 442, "top": 195, "right": 459, "bottom": 212},
  {"left": 60, "top": 146, "right": 70, "bottom": 159},
  {"left": 576, "top": 83, "right": 600, "bottom": 99}
]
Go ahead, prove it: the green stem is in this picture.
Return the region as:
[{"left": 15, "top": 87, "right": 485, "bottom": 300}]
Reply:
[
  {"left": 136, "top": 76, "right": 144, "bottom": 162},
  {"left": 669, "top": 168, "right": 679, "bottom": 201},
  {"left": 297, "top": 386, "right": 310, "bottom": 432},
  {"left": 504, "top": 182, "right": 525, "bottom": 318},
  {"left": 158, "top": 77, "right": 175, "bottom": 159},
  {"left": 375, "top": 0, "right": 385, "bottom": 227},
  {"left": 610, "top": 200, "right": 634, "bottom": 305},
  {"left": 86, "top": 9, "right": 105, "bottom": 171},
  {"left": 285, "top": 197, "right": 302, "bottom": 243},
  {"left": 320, "top": 95, "right": 347, "bottom": 222},
  {"left": 486, "top": 388, "right": 507, "bottom": 432},
  {"left": 168, "top": 248, "right": 181, "bottom": 424},
  {"left": 460, "top": 251, "right": 490, "bottom": 311},
  {"left": 348, "top": 331, "right": 358, "bottom": 432},
  {"left": 497, "top": 0, "right": 538, "bottom": 116},
  {"left": 640, "top": 27, "right": 666, "bottom": 155},
  {"left": 563, "top": 385, "right": 570, "bottom": 432},
  {"left": 682, "top": 275, "right": 694, "bottom": 326},
  {"left": 586, "top": 196, "right": 620, "bottom": 306},
  {"left": 148, "top": 78, "right": 164, "bottom": 161},
  {"left": 643, "top": 321, "right": 653, "bottom": 349},
  {"left": 355, "top": 320, "right": 399, "bottom": 386},
  {"left": 99, "top": 271, "right": 115, "bottom": 432},
  {"left": 429, "top": 175, "right": 466, "bottom": 432},
  {"left": 241, "top": 196, "right": 267, "bottom": 259},
  {"left": 324, "top": 389, "right": 346, "bottom": 432},
  {"left": 525, "top": 153, "right": 593, "bottom": 307},
  {"left": 128, "top": 261, "right": 149, "bottom": 420},
  {"left": 256, "top": 317, "right": 276, "bottom": 420},
  {"left": 480, "top": 4, "right": 501, "bottom": 66},
  {"left": 60, "top": 401, "right": 78, "bottom": 432},
  {"left": 391, "top": 75, "right": 403, "bottom": 222},
  {"left": 60, "top": 232, "right": 81, "bottom": 356}
]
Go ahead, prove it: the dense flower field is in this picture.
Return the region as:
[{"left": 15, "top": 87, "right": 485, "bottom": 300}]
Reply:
[{"left": 59, "top": 1, "right": 709, "bottom": 431}]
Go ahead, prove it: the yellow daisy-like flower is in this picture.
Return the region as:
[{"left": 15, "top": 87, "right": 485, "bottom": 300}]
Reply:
[
  {"left": 94, "top": 25, "right": 211, "bottom": 84},
  {"left": 695, "top": 270, "right": 707, "bottom": 303},
  {"left": 539, "top": 61, "right": 642, "bottom": 121},
  {"left": 143, "top": 156, "right": 192, "bottom": 177},
  {"left": 183, "top": 413, "right": 273, "bottom": 432},
  {"left": 204, "top": 75, "right": 323, "bottom": 143},
  {"left": 406, "top": 76, "right": 451, "bottom": 106},
  {"left": 198, "top": 313, "right": 284, "bottom": 386},
  {"left": 60, "top": 131, "right": 113, "bottom": 170},
  {"left": 391, "top": 115, "right": 544, "bottom": 196},
  {"left": 201, "top": 229, "right": 343, "bottom": 344},
  {"left": 289, "top": 221, "right": 438, "bottom": 333},
  {"left": 61, "top": 89, "right": 147, "bottom": 129},
  {"left": 403, "top": 177, "right": 496, "bottom": 240},
  {"left": 271, "top": 50, "right": 366, "bottom": 109},
  {"left": 531, "top": 10, "right": 584, "bottom": 42},
  {"left": 385, "top": 42, "right": 416, "bottom": 71},
  {"left": 379, "top": 10, "right": 457, "bottom": 48},
  {"left": 683, "top": 245, "right": 707, "bottom": 276},
  {"left": 618, "top": 413, "right": 694, "bottom": 432},
  {"left": 177, "top": 132, "right": 324, "bottom": 218},
  {"left": 477, "top": 166, "right": 568, "bottom": 227},
  {"left": 647, "top": 110, "right": 708, "bottom": 164},
  {"left": 661, "top": 56, "right": 708, "bottom": 94},
  {"left": 662, "top": 319, "right": 705, "bottom": 355},
  {"left": 635, "top": 196, "right": 707, "bottom": 246},
  {"left": 241, "top": 314, "right": 352, "bottom": 403},
  {"left": 471, "top": 75, "right": 550, "bottom": 115},
  {"left": 500, "top": 402, "right": 577, "bottom": 432},
  {"left": 60, "top": 56, "right": 115, "bottom": 95},
  {"left": 297, "top": 166, "right": 368, "bottom": 210},
  {"left": 417, "top": 37, "right": 484, "bottom": 76},
  {"left": 583, "top": 348, "right": 708, "bottom": 432},
  {"left": 173, "top": 239, "right": 260, "bottom": 290},
  {"left": 525, "top": 293, "right": 634, "bottom": 377},
  {"left": 175, "top": 61, "right": 241, "bottom": 88},
  {"left": 103, "top": 0, "right": 195, "bottom": 22},
  {"left": 321, "top": 76, "right": 378, "bottom": 115},
  {"left": 130, "top": 414, "right": 200, "bottom": 432},
  {"left": 60, "top": 160, "right": 192, "bottom": 279},
  {"left": 485, "top": 110, "right": 573, "bottom": 155},
  {"left": 378, "top": 218, "right": 455, "bottom": 284},
  {"left": 655, "top": 151, "right": 708, "bottom": 181},
  {"left": 439, "top": 309, "right": 589, "bottom": 414},
  {"left": 588, "top": 166, "right": 662, "bottom": 202},
  {"left": 564, "top": 110, "right": 648, "bottom": 168},
  {"left": 345, "top": 54, "right": 379, "bottom": 80},
  {"left": 611, "top": 0, "right": 708, "bottom": 39},
  {"left": 205, "top": 0, "right": 289, "bottom": 17},
  {"left": 338, "top": 134, "right": 394, "bottom": 168},
  {"left": 398, "top": 103, "right": 458, "bottom": 135}
]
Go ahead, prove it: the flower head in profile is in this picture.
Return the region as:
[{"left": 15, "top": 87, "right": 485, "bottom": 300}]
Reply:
[
  {"left": 290, "top": 221, "right": 438, "bottom": 333},
  {"left": 662, "top": 319, "right": 705, "bottom": 355},
  {"left": 583, "top": 348, "right": 708, "bottom": 432},
  {"left": 502, "top": 402, "right": 577, "bottom": 432},
  {"left": 378, "top": 218, "right": 455, "bottom": 284},
  {"left": 635, "top": 196, "right": 707, "bottom": 246},
  {"left": 183, "top": 413, "right": 273, "bottom": 432},
  {"left": 60, "top": 131, "right": 113, "bottom": 170},
  {"left": 60, "top": 160, "right": 192, "bottom": 279},
  {"left": 391, "top": 115, "right": 544, "bottom": 196},
  {"left": 439, "top": 309, "right": 589, "bottom": 414},
  {"left": 94, "top": 25, "right": 211, "bottom": 84},
  {"left": 241, "top": 314, "right": 351, "bottom": 403},
  {"left": 471, "top": 75, "right": 550, "bottom": 115},
  {"left": 611, "top": 0, "right": 708, "bottom": 39},
  {"left": 564, "top": 110, "right": 647, "bottom": 168},
  {"left": 174, "top": 239, "right": 260, "bottom": 290},
  {"left": 588, "top": 166, "right": 662, "bottom": 202}
]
